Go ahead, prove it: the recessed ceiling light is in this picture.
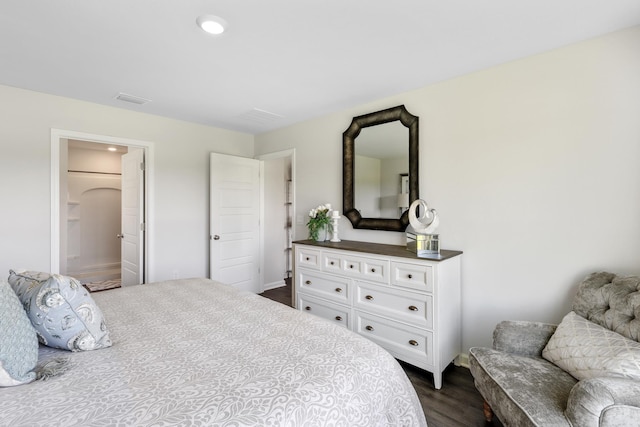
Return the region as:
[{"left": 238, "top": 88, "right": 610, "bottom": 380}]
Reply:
[
  {"left": 197, "top": 15, "right": 227, "bottom": 35},
  {"left": 107, "top": 147, "right": 117, "bottom": 152}
]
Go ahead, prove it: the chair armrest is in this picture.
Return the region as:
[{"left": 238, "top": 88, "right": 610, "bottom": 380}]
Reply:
[
  {"left": 492, "top": 320, "right": 557, "bottom": 357},
  {"left": 566, "top": 377, "right": 640, "bottom": 427}
]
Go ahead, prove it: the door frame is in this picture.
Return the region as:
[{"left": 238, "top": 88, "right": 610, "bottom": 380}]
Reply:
[
  {"left": 50, "top": 129, "right": 154, "bottom": 282},
  {"left": 256, "top": 148, "right": 296, "bottom": 290}
]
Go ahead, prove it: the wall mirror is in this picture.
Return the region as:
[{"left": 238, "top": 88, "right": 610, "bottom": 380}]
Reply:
[{"left": 343, "top": 105, "right": 419, "bottom": 231}]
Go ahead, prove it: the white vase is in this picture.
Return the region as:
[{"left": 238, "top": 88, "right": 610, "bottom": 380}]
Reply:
[{"left": 312, "top": 226, "right": 327, "bottom": 242}]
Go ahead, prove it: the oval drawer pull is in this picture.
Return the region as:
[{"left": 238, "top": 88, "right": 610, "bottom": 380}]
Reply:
[
  {"left": 371, "top": 268, "right": 376, "bottom": 272},
  {"left": 305, "top": 280, "right": 311, "bottom": 285},
  {"left": 365, "top": 325, "right": 374, "bottom": 331},
  {"left": 335, "top": 316, "right": 342, "bottom": 321},
  {"left": 407, "top": 274, "right": 413, "bottom": 279},
  {"left": 349, "top": 264, "right": 354, "bottom": 269},
  {"left": 365, "top": 295, "right": 374, "bottom": 300},
  {"left": 305, "top": 306, "right": 311, "bottom": 311},
  {"left": 408, "top": 305, "right": 418, "bottom": 311},
  {"left": 330, "top": 261, "right": 335, "bottom": 265},
  {"left": 335, "top": 287, "right": 342, "bottom": 293},
  {"left": 408, "top": 340, "right": 419, "bottom": 346},
  {"left": 305, "top": 257, "right": 310, "bottom": 261}
]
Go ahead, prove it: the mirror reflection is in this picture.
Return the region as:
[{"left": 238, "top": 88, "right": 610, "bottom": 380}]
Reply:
[{"left": 354, "top": 122, "right": 408, "bottom": 218}]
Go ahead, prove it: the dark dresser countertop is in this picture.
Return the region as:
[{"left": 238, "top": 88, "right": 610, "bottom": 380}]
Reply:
[{"left": 293, "top": 239, "right": 462, "bottom": 262}]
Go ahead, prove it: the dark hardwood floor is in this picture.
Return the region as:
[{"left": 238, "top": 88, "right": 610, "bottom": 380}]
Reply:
[{"left": 260, "top": 281, "right": 503, "bottom": 427}]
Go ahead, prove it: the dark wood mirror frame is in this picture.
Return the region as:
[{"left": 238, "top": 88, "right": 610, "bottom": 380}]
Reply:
[{"left": 343, "top": 105, "right": 419, "bottom": 231}]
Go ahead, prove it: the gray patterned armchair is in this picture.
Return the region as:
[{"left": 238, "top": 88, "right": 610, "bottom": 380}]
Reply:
[{"left": 469, "top": 272, "right": 640, "bottom": 427}]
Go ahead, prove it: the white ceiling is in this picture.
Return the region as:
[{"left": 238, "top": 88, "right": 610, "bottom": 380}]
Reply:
[{"left": 2, "top": 1, "right": 639, "bottom": 135}]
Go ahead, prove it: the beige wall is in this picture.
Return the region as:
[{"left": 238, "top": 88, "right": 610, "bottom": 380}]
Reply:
[
  {"left": 255, "top": 26, "right": 640, "bottom": 351},
  {"left": 0, "top": 85, "right": 253, "bottom": 282},
  {"left": 1, "top": 25, "right": 638, "bottom": 353}
]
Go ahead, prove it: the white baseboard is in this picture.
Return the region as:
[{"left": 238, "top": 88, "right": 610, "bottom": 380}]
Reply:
[{"left": 263, "top": 280, "right": 286, "bottom": 291}]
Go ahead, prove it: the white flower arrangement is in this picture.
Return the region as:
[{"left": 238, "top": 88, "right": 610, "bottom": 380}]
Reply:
[{"left": 307, "top": 203, "right": 333, "bottom": 241}]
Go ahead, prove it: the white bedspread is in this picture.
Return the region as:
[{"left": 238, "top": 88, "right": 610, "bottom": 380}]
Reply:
[{"left": 1, "top": 278, "right": 427, "bottom": 426}]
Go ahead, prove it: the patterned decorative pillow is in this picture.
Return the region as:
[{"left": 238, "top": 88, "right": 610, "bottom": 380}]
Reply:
[
  {"left": 542, "top": 311, "right": 640, "bottom": 381},
  {"left": 0, "top": 280, "right": 38, "bottom": 386},
  {"left": 8, "top": 270, "right": 112, "bottom": 352}
]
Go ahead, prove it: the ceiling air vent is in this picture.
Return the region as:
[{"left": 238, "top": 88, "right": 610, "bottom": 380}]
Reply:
[
  {"left": 239, "top": 108, "right": 284, "bottom": 123},
  {"left": 115, "top": 92, "right": 151, "bottom": 105}
]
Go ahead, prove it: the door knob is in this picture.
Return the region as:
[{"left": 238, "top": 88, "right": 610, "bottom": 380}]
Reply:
[
  {"left": 116, "top": 234, "right": 124, "bottom": 239},
  {"left": 213, "top": 235, "right": 220, "bottom": 240}
]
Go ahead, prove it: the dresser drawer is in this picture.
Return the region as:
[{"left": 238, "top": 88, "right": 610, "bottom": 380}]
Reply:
[
  {"left": 296, "top": 247, "right": 322, "bottom": 270},
  {"left": 298, "top": 294, "right": 350, "bottom": 328},
  {"left": 354, "top": 282, "right": 432, "bottom": 329},
  {"left": 322, "top": 252, "right": 345, "bottom": 274},
  {"left": 355, "top": 311, "right": 433, "bottom": 366},
  {"left": 391, "top": 261, "right": 433, "bottom": 292},
  {"left": 297, "top": 270, "right": 350, "bottom": 304},
  {"left": 322, "top": 251, "right": 389, "bottom": 284}
]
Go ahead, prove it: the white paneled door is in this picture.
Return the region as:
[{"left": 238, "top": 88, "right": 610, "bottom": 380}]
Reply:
[
  {"left": 210, "top": 153, "right": 261, "bottom": 293},
  {"left": 120, "top": 148, "right": 144, "bottom": 286}
]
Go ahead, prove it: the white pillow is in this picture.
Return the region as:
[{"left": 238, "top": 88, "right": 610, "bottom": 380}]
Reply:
[
  {"left": 8, "top": 270, "right": 111, "bottom": 352},
  {"left": 542, "top": 311, "right": 640, "bottom": 381},
  {"left": 0, "top": 280, "right": 38, "bottom": 386}
]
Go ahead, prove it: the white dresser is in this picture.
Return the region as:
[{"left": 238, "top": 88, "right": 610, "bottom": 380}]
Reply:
[{"left": 293, "top": 240, "right": 462, "bottom": 389}]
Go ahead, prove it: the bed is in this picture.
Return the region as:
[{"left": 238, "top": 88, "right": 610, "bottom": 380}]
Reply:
[{"left": 1, "top": 277, "right": 427, "bottom": 426}]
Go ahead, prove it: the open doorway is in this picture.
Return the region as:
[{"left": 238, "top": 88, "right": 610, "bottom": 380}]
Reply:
[
  {"left": 51, "top": 129, "right": 152, "bottom": 288},
  {"left": 64, "top": 140, "right": 127, "bottom": 289},
  {"left": 258, "top": 149, "right": 295, "bottom": 291}
]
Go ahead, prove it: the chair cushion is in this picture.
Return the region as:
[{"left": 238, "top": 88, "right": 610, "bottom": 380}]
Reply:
[
  {"left": 8, "top": 270, "right": 111, "bottom": 351},
  {"left": 542, "top": 311, "right": 640, "bottom": 381},
  {"left": 469, "top": 347, "right": 575, "bottom": 427}
]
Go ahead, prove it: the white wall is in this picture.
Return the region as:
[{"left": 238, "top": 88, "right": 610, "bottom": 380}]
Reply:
[
  {"left": 0, "top": 85, "right": 253, "bottom": 282},
  {"left": 68, "top": 142, "right": 124, "bottom": 173},
  {"left": 66, "top": 174, "right": 121, "bottom": 280},
  {"left": 1, "top": 26, "right": 638, "bottom": 354},
  {"left": 254, "top": 26, "right": 640, "bottom": 351}
]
